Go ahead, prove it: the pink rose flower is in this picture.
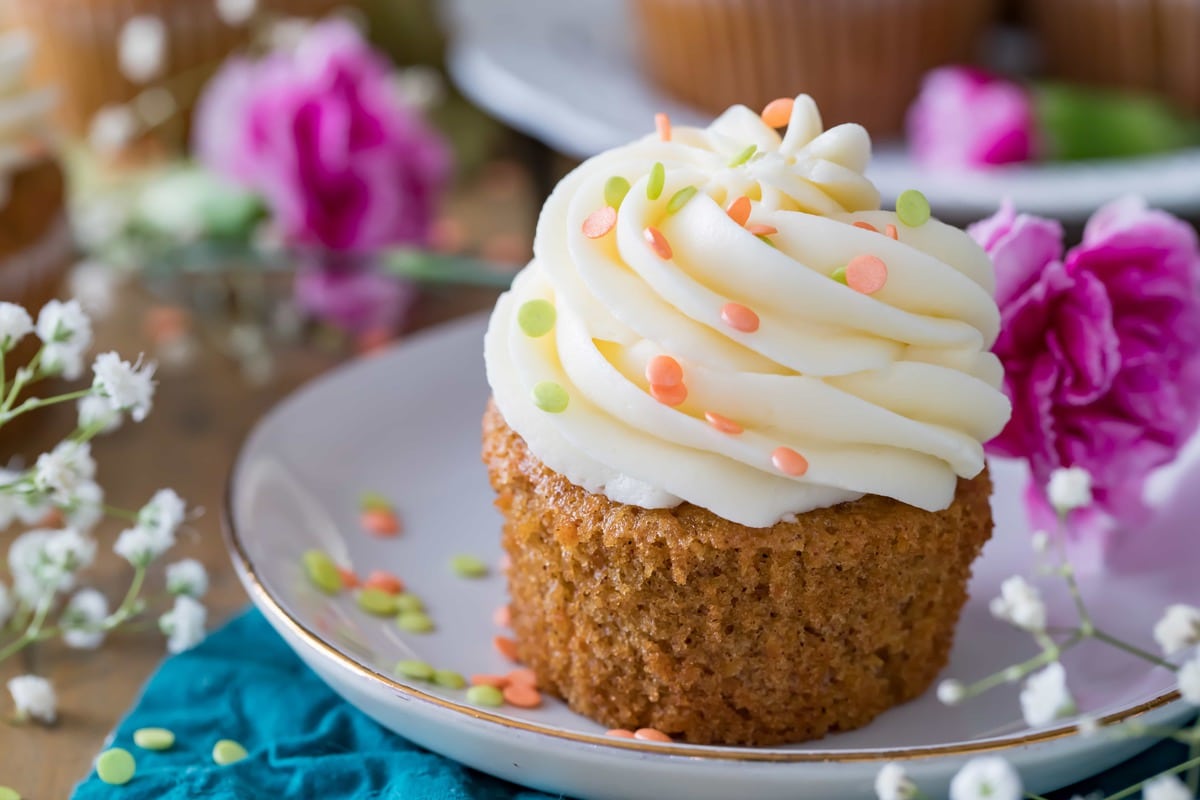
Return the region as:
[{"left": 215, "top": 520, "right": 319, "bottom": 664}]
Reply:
[
  {"left": 194, "top": 20, "right": 450, "bottom": 252},
  {"left": 907, "top": 67, "right": 1037, "bottom": 169},
  {"left": 970, "top": 198, "right": 1200, "bottom": 564}
]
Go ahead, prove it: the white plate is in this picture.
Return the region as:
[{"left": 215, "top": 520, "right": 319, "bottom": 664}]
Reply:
[
  {"left": 225, "top": 314, "right": 1195, "bottom": 800},
  {"left": 442, "top": 0, "right": 1200, "bottom": 223}
]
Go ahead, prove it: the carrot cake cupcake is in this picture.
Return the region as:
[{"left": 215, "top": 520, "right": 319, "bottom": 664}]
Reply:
[{"left": 482, "top": 95, "right": 1011, "bottom": 746}]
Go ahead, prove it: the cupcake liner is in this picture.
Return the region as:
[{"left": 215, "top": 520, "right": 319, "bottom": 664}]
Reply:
[{"left": 632, "top": 0, "right": 995, "bottom": 136}]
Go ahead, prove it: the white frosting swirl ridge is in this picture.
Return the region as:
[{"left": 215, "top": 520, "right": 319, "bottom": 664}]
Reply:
[{"left": 485, "top": 95, "right": 1011, "bottom": 528}]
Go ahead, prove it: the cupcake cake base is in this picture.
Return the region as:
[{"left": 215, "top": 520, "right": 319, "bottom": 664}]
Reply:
[{"left": 483, "top": 400, "right": 994, "bottom": 746}]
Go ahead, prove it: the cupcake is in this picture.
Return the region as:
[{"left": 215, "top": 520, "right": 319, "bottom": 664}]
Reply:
[
  {"left": 482, "top": 95, "right": 1012, "bottom": 746},
  {"left": 631, "top": 0, "right": 996, "bottom": 136}
]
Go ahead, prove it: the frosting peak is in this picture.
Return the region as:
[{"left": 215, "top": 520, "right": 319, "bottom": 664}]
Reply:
[{"left": 485, "top": 95, "right": 1011, "bottom": 528}]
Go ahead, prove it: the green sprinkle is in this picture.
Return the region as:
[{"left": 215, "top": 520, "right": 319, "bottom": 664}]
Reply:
[
  {"left": 450, "top": 554, "right": 489, "bottom": 578},
  {"left": 531, "top": 381, "right": 569, "bottom": 413},
  {"left": 0, "top": 786, "right": 20, "bottom": 800},
  {"left": 604, "top": 176, "right": 631, "bottom": 208},
  {"left": 466, "top": 684, "right": 504, "bottom": 707},
  {"left": 517, "top": 299, "right": 556, "bottom": 338},
  {"left": 665, "top": 185, "right": 698, "bottom": 215},
  {"left": 96, "top": 748, "right": 136, "bottom": 785},
  {"left": 396, "top": 610, "right": 435, "bottom": 633},
  {"left": 359, "top": 490, "right": 392, "bottom": 512},
  {"left": 212, "top": 739, "right": 248, "bottom": 766},
  {"left": 831, "top": 265, "right": 848, "bottom": 284},
  {"left": 646, "top": 162, "right": 665, "bottom": 200},
  {"left": 395, "top": 659, "right": 435, "bottom": 681},
  {"left": 728, "top": 144, "right": 757, "bottom": 167},
  {"left": 357, "top": 587, "right": 399, "bottom": 616},
  {"left": 434, "top": 669, "right": 467, "bottom": 689},
  {"left": 302, "top": 550, "right": 342, "bottom": 595},
  {"left": 896, "top": 189, "right": 931, "bottom": 227},
  {"left": 133, "top": 727, "right": 175, "bottom": 751},
  {"left": 756, "top": 234, "right": 776, "bottom": 248},
  {"left": 394, "top": 592, "right": 425, "bottom": 613}
]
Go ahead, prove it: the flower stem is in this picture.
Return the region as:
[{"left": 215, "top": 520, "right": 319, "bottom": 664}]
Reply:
[
  {"left": 1090, "top": 628, "right": 1178, "bottom": 671},
  {"left": 1056, "top": 513, "right": 1092, "bottom": 626},
  {"left": 0, "top": 594, "right": 54, "bottom": 663},
  {"left": 1105, "top": 754, "right": 1200, "bottom": 800},
  {"left": 0, "top": 388, "right": 94, "bottom": 425},
  {"left": 964, "top": 633, "right": 1084, "bottom": 696},
  {"left": 1188, "top": 734, "right": 1200, "bottom": 795},
  {"left": 102, "top": 504, "right": 140, "bottom": 522},
  {"left": 1, "top": 348, "right": 43, "bottom": 414}
]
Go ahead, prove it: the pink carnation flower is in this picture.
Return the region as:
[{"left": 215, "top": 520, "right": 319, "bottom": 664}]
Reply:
[
  {"left": 970, "top": 198, "right": 1200, "bottom": 564},
  {"left": 907, "top": 67, "right": 1037, "bottom": 169}
]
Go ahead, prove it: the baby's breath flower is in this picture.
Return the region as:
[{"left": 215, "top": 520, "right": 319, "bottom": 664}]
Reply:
[
  {"left": 1019, "top": 662, "right": 1076, "bottom": 726},
  {"left": 1178, "top": 655, "right": 1200, "bottom": 705},
  {"left": 1144, "top": 774, "right": 1193, "bottom": 800},
  {"left": 937, "top": 679, "right": 966, "bottom": 706},
  {"left": 88, "top": 105, "right": 137, "bottom": 156},
  {"left": 113, "top": 526, "right": 165, "bottom": 568},
  {"left": 69, "top": 260, "right": 118, "bottom": 318},
  {"left": 118, "top": 16, "right": 166, "bottom": 84},
  {"left": 1047, "top": 466, "right": 1093, "bottom": 514},
  {"left": 1075, "top": 716, "right": 1100, "bottom": 737},
  {"left": 9, "top": 528, "right": 96, "bottom": 602},
  {"left": 0, "top": 302, "right": 33, "bottom": 351},
  {"left": 36, "top": 299, "right": 92, "bottom": 379},
  {"left": 34, "top": 441, "right": 96, "bottom": 505},
  {"left": 1030, "top": 530, "right": 1050, "bottom": 553},
  {"left": 989, "top": 575, "right": 1047, "bottom": 632},
  {"left": 64, "top": 480, "right": 104, "bottom": 534},
  {"left": 215, "top": 0, "right": 257, "bottom": 26},
  {"left": 61, "top": 588, "right": 110, "bottom": 650},
  {"left": 7, "top": 674, "right": 56, "bottom": 723},
  {"left": 159, "top": 595, "right": 206, "bottom": 653},
  {"left": 92, "top": 351, "right": 156, "bottom": 422},
  {"left": 165, "top": 558, "right": 208, "bottom": 598},
  {"left": 949, "top": 757, "right": 1022, "bottom": 800},
  {"left": 1154, "top": 605, "right": 1200, "bottom": 656},
  {"left": 874, "top": 762, "right": 916, "bottom": 800},
  {"left": 78, "top": 393, "right": 122, "bottom": 434},
  {"left": 138, "top": 488, "right": 186, "bottom": 544}
]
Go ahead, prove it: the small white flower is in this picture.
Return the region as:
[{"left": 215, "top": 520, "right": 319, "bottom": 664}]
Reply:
[
  {"left": 7, "top": 675, "right": 56, "bottom": 723},
  {"left": 44, "top": 527, "right": 96, "bottom": 573},
  {"left": 989, "top": 575, "right": 1047, "bottom": 632},
  {"left": 61, "top": 588, "right": 109, "bottom": 650},
  {"left": 1047, "top": 467, "right": 1093, "bottom": 514},
  {"left": 159, "top": 595, "right": 206, "bottom": 654},
  {"left": 0, "top": 580, "right": 12, "bottom": 627},
  {"left": 1154, "top": 605, "right": 1200, "bottom": 655},
  {"left": 1076, "top": 716, "right": 1100, "bottom": 737},
  {"left": 215, "top": 0, "right": 257, "bottom": 26},
  {"left": 9, "top": 527, "right": 95, "bottom": 602},
  {"left": 1178, "top": 655, "right": 1200, "bottom": 705},
  {"left": 34, "top": 441, "right": 96, "bottom": 504},
  {"left": 138, "top": 488, "right": 186, "bottom": 543},
  {"left": 92, "top": 351, "right": 156, "bottom": 422},
  {"left": 1019, "top": 662, "right": 1076, "bottom": 727},
  {"left": 0, "top": 302, "right": 33, "bottom": 351},
  {"left": 64, "top": 479, "right": 104, "bottom": 534},
  {"left": 1031, "top": 530, "right": 1050, "bottom": 553},
  {"left": 36, "top": 299, "right": 92, "bottom": 379},
  {"left": 937, "top": 679, "right": 966, "bottom": 706},
  {"left": 78, "top": 393, "right": 121, "bottom": 434},
  {"left": 87, "top": 105, "right": 138, "bottom": 156},
  {"left": 113, "top": 526, "right": 164, "bottom": 567},
  {"left": 165, "top": 558, "right": 208, "bottom": 598},
  {"left": 69, "top": 260, "right": 118, "bottom": 318},
  {"left": 874, "top": 762, "right": 916, "bottom": 800},
  {"left": 1144, "top": 774, "right": 1193, "bottom": 800},
  {"left": 949, "top": 757, "right": 1022, "bottom": 800},
  {"left": 118, "top": 15, "right": 166, "bottom": 84}
]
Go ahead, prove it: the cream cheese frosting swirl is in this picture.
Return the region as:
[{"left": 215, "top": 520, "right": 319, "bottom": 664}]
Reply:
[{"left": 485, "top": 95, "right": 1011, "bottom": 528}]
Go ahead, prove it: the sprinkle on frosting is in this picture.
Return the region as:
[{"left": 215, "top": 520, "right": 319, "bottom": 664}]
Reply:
[
  {"left": 746, "top": 223, "right": 778, "bottom": 236},
  {"left": 649, "top": 382, "right": 687, "bottom": 406},
  {"left": 760, "top": 97, "right": 795, "bottom": 129},
  {"left": 728, "top": 144, "right": 757, "bottom": 167},
  {"left": 771, "top": 446, "right": 809, "bottom": 477},
  {"left": 494, "top": 635, "right": 520, "bottom": 662},
  {"left": 726, "top": 195, "right": 751, "bottom": 226},
  {"left": 634, "top": 728, "right": 673, "bottom": 742},
  {"left": 830, "top": 265, "right": 848, "bottom": 284},
  {"left": 852, "top": 221, "right": 878, "bottom": 232},
  {"left": 666, "top": 185, "right": 699, "bottom": 215},
  {"left": 655, "top": 112, "right": 671, "bottom": 142},
  {"left": 532, "top": 381, "right": 569, "bottom": 413},
  {"left": 647, "top": 162, "right": 665, "bottom": 200},
  {"left": 897, "top": 189, "right": 931, "bottom": 227},
  {"left": 643, "top": 226, "right": 672, "bottom": 259},
  {"left": 845, "top": 254, "right": 888, "bottom": 295},
  {"left": 646, "top": 355, "right": 683, "bottom": 387},
  {"left": 886, "top": 223, "right": 899, "bottom": 240},
  {"left": 704, "top": 411, "right": 743, "bottom": 435},
  {"left": 517, "top": 299, "right": 556, "bottom": 337},
  {"left": 582, "top": 206, "right": 617, "bottom": 238},
  {"left": 720, "top": 302, "right": 760, "bottom": 333},
  {"left": 605, "top": 176, "right": 631, "bottom": 208}
]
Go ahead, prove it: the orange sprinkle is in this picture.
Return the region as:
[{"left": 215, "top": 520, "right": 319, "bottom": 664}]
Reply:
[
  {"left": 655, "top": 112, "right": 671, "bottom": 142},
  {"left": 852, "top": 221, "right": 879, "bottom": 232},
  {"left": 363, "top": 570, "right": 404, "bottom": 595},
  {"left": 606, "top": 729, "right": 636, "bottom": 739},
  {"left": 493, "top": 604, "right": 512, "bottom": 627},
  {"left": 650, "top": 382, "right": 688, "bottom": 407},
  {"left": 634, "top": 728, "right": 673, "bottom": 742},
  {"left": 582, "top": 206, "right": 617, "bottom": 239},
  {"left": 471, "top": 674, "right": 510, "bottom": 689},
  {"left": 704, "top": 411, "right": 743, "bottom": 435},
  {"left": 506, "top": 668, "right": 539, "bottom": 688},
  {"left": 503, "top": 683, "right": 543, "bottom": 709},
  {"left": 760, "top": 97, "right": 795, "bottom": 128},
  {"left": 720, "top": 302, "right": 760, "bottom": 333},
  {"left": 726, "top": 195, "right": 751, "bottom": 227},
  {"left": 885, "top": 223, "right": 898, "bottom": 240},
  {"left": 494, "top": 635, "right": 520, "bottom": 662},
  {"left": 646, "top": 355, "right": 683, "bottom": 387},
  {"left": 643, "top": 226, "right": 672, "bottom": 259},
  {"left": 360, "top": 508, "right": 401, "bottom": 537},
  {"left": 772, "top": 446, "right": 809, "bottom": 476},
  {"left": 337, "top": 566, "right": 359, "bottom": 589},
  {"left": 746, "top": 223, "right": 778, "bottom": 236},
  {"left": 845, "top": 254, "right": 888, "bottom": 295}
]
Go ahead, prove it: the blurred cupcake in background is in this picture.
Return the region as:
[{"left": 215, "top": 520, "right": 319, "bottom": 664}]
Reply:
[{"left": 631, "top": 0, "right": 997, "bottom": 136}]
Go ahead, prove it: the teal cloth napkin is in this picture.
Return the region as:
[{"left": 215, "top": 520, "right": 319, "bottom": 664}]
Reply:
[{"left": 73, "top": 608, "right": 1195, "bottom": 799}]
